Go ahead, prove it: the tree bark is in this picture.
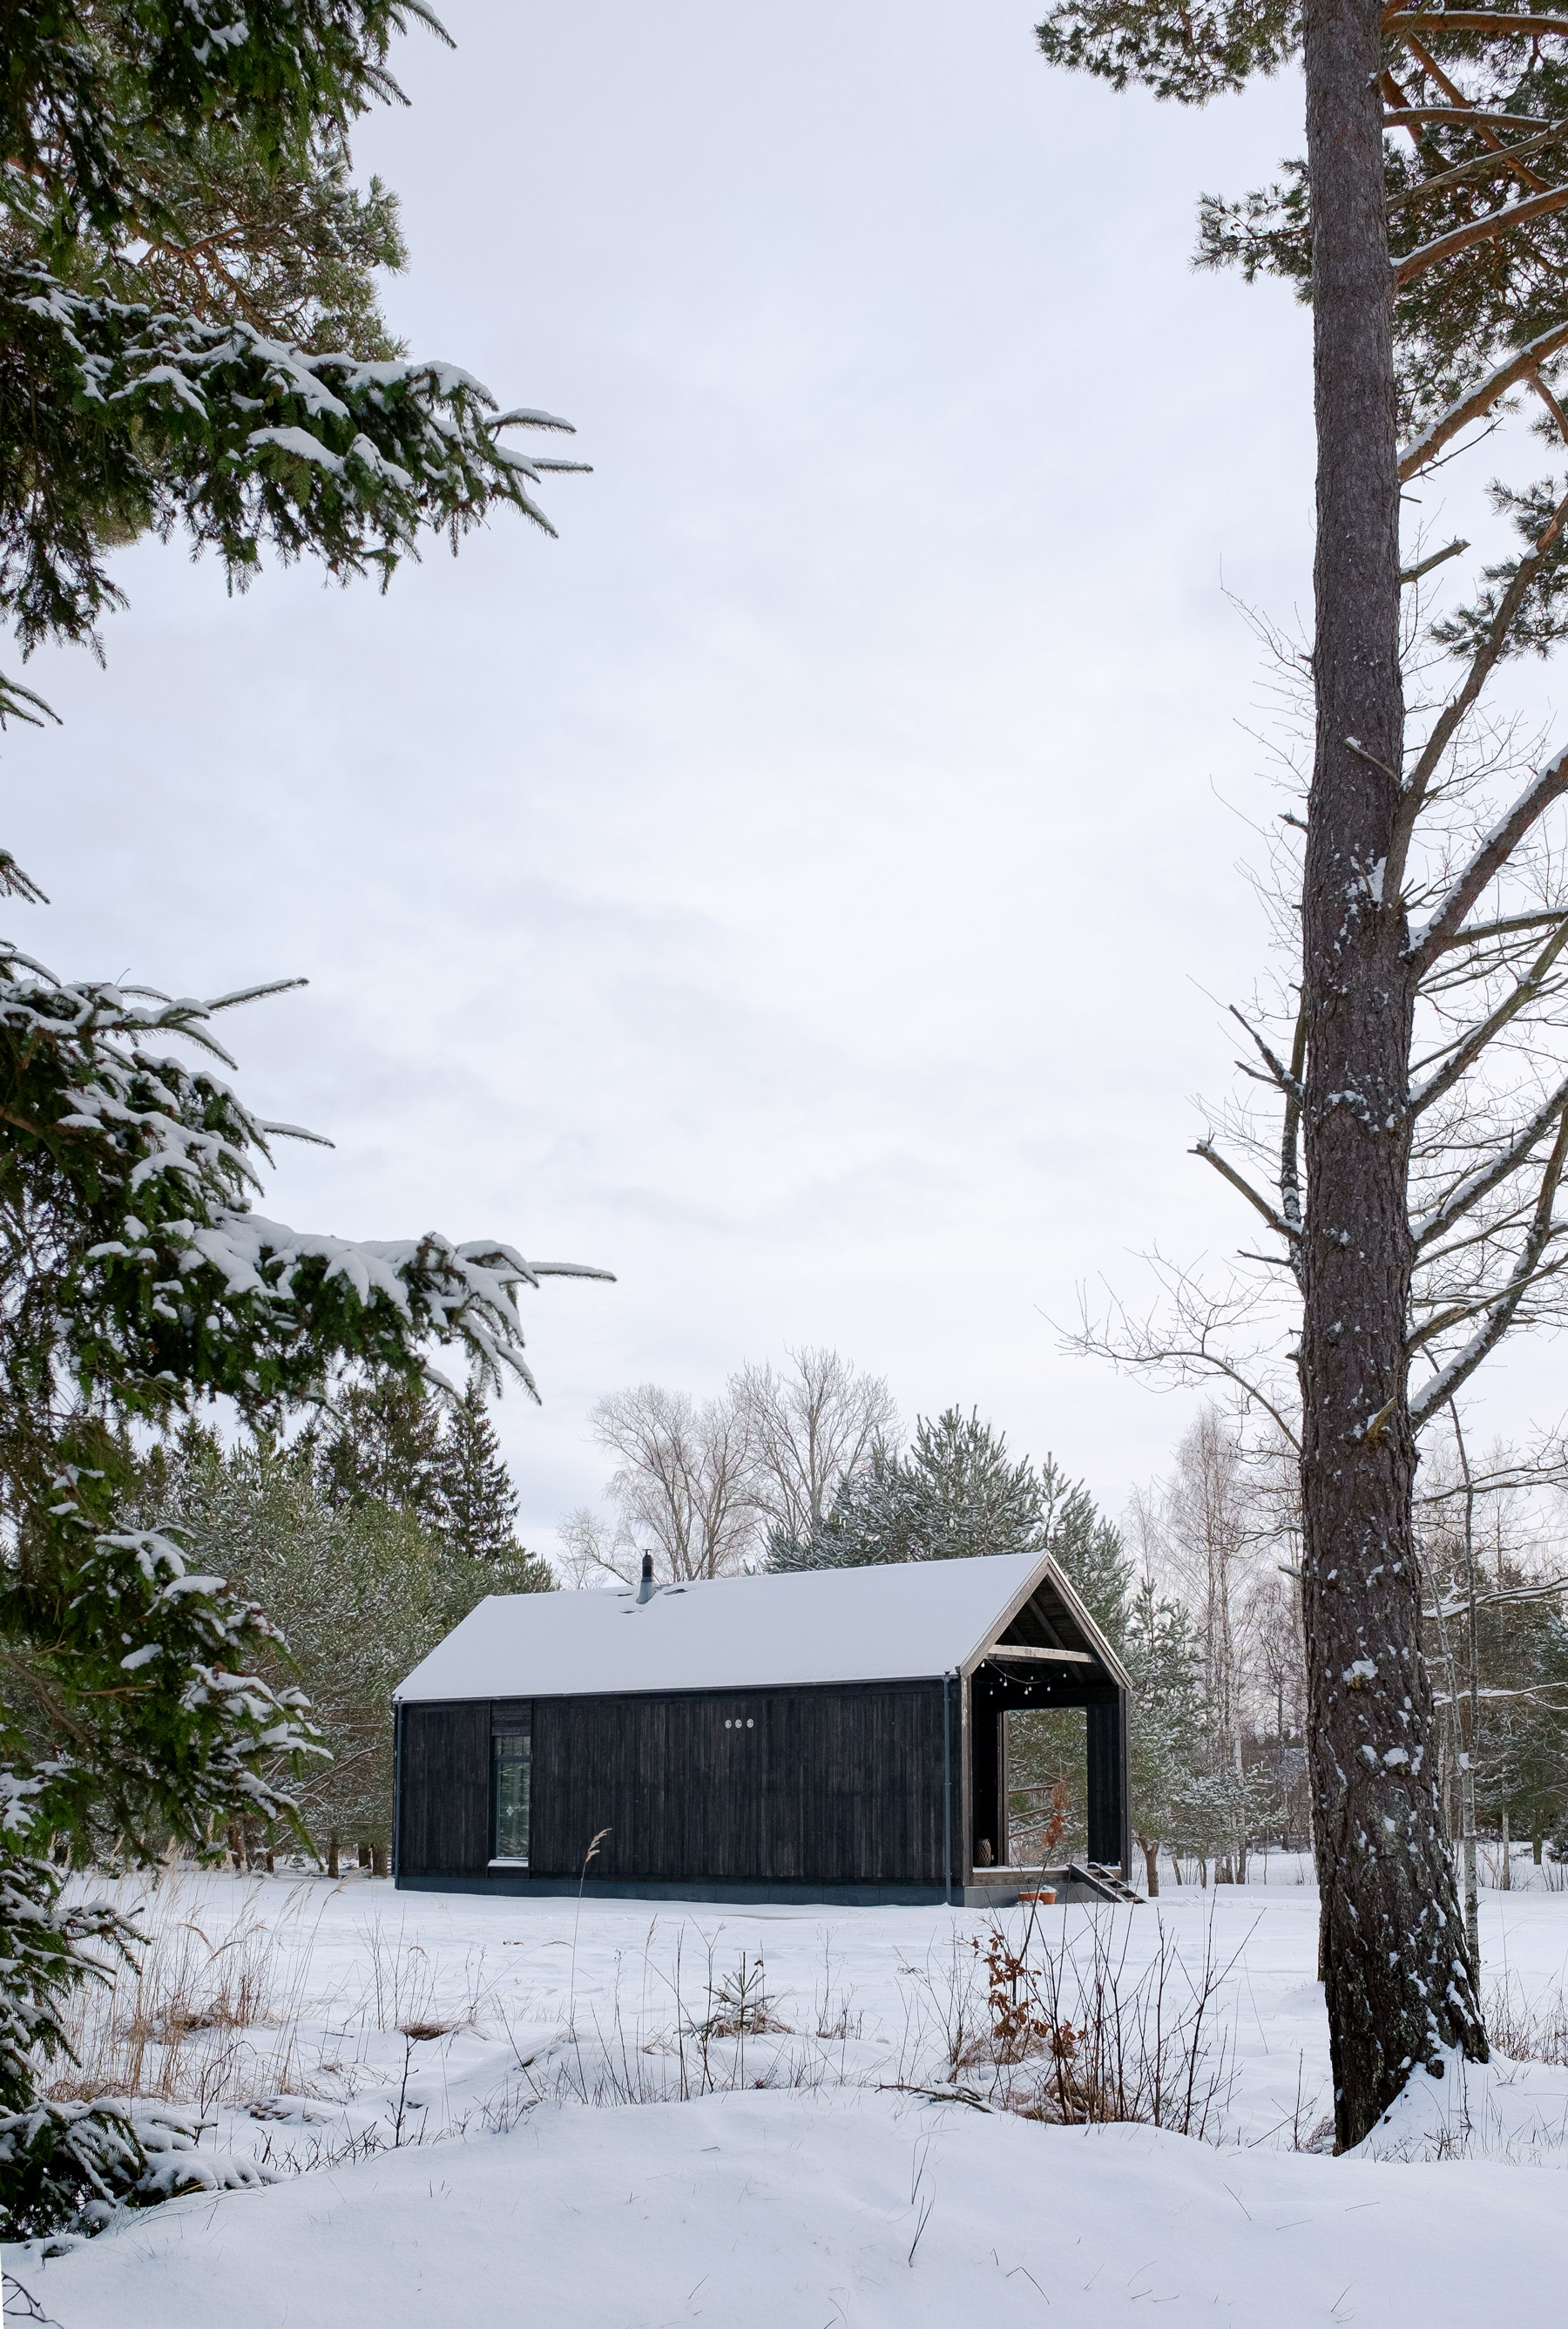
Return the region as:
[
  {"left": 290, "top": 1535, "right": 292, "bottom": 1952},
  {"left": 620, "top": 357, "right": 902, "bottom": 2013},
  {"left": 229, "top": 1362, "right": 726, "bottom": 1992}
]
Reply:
[
  {"left": 1141, "top": 1839, "right": 1160, "bottom": 1897},
  {"left": 1300, "top": 0, "right": 1487, "bottom": 2150}
]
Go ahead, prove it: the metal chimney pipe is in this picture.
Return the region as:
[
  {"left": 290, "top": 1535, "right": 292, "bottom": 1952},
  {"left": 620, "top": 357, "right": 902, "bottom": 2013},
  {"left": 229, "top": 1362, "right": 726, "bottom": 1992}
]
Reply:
[{"left": 636, "top": 1552, "right": 656, "bottom": 1604}]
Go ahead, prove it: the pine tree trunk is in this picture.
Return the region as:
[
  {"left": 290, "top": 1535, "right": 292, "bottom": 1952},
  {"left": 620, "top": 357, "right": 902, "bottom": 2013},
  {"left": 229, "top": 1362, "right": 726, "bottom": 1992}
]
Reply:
[
  {"left": 1300, "top": 0, "right": 1487, "bottom": 2150},
  {"left": 1141, "top": 1841, "right": 1160, "bottom": 1897},
  {"left": 328, "top": 1830, "right": 341, "bottom": 1879}
]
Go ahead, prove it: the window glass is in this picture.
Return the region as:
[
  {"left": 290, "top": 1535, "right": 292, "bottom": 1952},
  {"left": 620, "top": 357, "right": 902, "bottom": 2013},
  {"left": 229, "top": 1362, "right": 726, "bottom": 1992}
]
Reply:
[{"left": 492, "top": 1722, "right": 531, "bottom": 1863}]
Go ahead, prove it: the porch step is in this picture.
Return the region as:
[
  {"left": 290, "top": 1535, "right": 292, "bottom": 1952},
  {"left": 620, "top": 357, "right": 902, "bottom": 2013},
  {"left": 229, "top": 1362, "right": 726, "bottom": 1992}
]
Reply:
[{"left": 1066, "top": 1860, "right": 1144, "bottom": 1906}]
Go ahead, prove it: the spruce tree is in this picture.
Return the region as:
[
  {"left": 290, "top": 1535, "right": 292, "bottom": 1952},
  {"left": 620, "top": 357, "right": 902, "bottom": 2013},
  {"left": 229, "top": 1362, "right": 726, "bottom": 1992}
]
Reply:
[
  {"left": 2, "top": 1, "right": 585, "bottom": 726},
  {"left": 773, "top": 1408, "right": 1048, "bottom": 1567},
  {"left": 434, "top": 1380, "right": 523, "bottom": 1563},
  {"left": 0, "top": 4, "right": 607, "bottom": 2234},
  {"left": 314, "top": 1372, "right": 446, "bottom": 1523}
]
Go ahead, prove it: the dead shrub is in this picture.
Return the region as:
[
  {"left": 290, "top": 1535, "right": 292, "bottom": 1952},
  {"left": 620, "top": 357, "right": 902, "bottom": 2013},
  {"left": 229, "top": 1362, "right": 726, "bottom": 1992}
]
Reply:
[{"left": 958, "top": 1904, "right": 1244, "bottom": 2138}]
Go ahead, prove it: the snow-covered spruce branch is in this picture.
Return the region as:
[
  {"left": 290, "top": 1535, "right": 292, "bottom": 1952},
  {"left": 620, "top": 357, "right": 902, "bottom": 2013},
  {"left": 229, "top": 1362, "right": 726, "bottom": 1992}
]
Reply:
[
  {"left": 182, "top": 1217, "right": 615, "bottom": 1400},
  {"left": 1, "top": 944, "right": 613, "bottom": 1407},
  {"left": 1, "top": 260, "right": 587, "bottom": 650}
]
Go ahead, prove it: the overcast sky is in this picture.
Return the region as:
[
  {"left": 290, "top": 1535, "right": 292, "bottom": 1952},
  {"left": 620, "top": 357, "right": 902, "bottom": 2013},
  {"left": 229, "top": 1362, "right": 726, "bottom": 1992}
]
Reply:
[{"left": 11, "top": 2, "right": 1566, "bottom": 1549}]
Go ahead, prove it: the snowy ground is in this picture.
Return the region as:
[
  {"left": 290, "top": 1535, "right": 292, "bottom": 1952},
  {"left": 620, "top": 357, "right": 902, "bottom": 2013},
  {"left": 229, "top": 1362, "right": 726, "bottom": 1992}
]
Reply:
[{"left": 18, "top": 1863, "right": 1568, "bottom": 2326}]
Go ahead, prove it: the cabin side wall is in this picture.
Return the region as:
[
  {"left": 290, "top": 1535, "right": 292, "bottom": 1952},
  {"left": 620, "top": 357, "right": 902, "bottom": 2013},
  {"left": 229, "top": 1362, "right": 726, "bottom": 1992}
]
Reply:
[{"left": 395, "top": 1680, "right": 953, "bottom": 1889}]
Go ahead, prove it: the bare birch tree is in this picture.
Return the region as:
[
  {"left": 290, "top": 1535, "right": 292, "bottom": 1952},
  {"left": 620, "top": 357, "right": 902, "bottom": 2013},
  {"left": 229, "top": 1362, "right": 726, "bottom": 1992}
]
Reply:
[
  {"left": 729, "top": 1346, "right": 896, "bottom": 1549},
  {"left": 1038, "top": 0, "right": 1568, "bottom": 2143},
  {"left": 562, "top": 1384, "right": 757, "bottom": 1584}
]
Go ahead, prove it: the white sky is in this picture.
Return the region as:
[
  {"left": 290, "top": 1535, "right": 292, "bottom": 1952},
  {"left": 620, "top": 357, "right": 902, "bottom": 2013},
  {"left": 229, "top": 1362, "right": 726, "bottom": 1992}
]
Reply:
[{"left": 12, "top": 2, "right": 1568, "bottom": 1549}]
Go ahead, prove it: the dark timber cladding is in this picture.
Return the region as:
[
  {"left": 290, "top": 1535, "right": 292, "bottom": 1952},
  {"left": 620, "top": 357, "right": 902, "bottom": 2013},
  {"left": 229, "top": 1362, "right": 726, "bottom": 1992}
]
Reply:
[
  {"left": 395, "top": 1682, "right": 951, "bottom": 1886},
  {"left": 392, "top": 1548, "right": 1132, "bottom": 1904}
]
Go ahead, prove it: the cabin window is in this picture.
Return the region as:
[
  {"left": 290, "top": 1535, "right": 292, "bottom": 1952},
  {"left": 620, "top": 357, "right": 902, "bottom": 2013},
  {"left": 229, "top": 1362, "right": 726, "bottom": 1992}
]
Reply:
[{"left": 490, "top": 1706, "right": 532, "bottom": 1865}]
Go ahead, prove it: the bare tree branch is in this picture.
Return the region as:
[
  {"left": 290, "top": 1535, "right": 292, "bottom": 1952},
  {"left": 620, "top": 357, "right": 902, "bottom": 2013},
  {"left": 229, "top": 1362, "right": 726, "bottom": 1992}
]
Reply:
[
  {"left": 1401, "top": 538, "right": 1470, "bottom": 584},
  {"left": 1410, "top": 916, "right": 1568, "bottom": 1115},
  {"left": 1409, "top": 1106, "right": 1568, "bottom": 1422},
  {"left": 1193, "top": 1137, "right": 1300, "bottom": 1242},
  {"left": 1426, "top": 908, "right": 1568, "bottom": 946},
  {"left": 1410, "top": 747, "right": 1568, "bottom": 972},
  {"left": 1387, "top": 501, "right": 1568, "bottom": 899},
  {"left": 1411, "top": 1070, "right": 1568, "bottom": 1243}
]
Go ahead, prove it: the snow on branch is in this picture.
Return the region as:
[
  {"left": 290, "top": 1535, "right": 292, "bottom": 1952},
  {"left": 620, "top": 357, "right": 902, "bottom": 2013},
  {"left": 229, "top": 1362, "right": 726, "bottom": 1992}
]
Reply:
[
  {"left": 1392, "top": 182, "right": 1568, "bottom": 288},
  {"left": 1409, "top": 1107, "right": 1568, "bottom": 1424},
  {"left": 186, "top": 1215, "right": 614, "bottom": 1399},
  {"left": 1400, "top": 326, "right": 1568, "bottom": 482},
  {"left": 1410, "top": 1071, "right": 1568, "bottom": 1245},
  {"left": 1409, "top": 748, "right": 1568, "bottom": 972},
  {"left": 2, "top": 261, "right": 588, "bottom": 653},
  {"left": 1, "top": 941, "right": 612, "bottom": 1410}
]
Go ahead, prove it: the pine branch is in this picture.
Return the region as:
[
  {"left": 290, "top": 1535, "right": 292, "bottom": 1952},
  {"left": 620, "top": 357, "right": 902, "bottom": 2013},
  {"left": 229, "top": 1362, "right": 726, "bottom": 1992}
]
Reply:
[
  {"left": 1387, "top": 12, "right": 1568, "bottom": 38},
  {"left": 1409, "top": 1107, "right": 1568, "bottom": 1421},
  {"left": 1191, "top": 1137, "right": 1301, "bottom": 1242},
  {"left": 1393, "top": 181, "right": 1568, "bottom": 288},
  {"left": 1385, "top": 118, "right": 1568, "bottom": 213},
  {"left": 1383, "top": 108, "right": 1554, "bottom": 129},
  {"left": 1399, "top": 320, "right": 1568, "bottom": 481},
  {"left": 1411, "top": 1069, "right": 1568, "bottom": 1245},
  {"left": 1410, "top": 747, "right": 1568, "bottom": 971}
]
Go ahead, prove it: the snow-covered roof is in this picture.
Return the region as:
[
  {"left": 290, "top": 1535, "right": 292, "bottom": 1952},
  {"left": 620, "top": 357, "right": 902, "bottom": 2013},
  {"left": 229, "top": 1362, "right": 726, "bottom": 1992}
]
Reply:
[{"left": 393, "top": 1550, "right": 1124, "bottom": 1702}]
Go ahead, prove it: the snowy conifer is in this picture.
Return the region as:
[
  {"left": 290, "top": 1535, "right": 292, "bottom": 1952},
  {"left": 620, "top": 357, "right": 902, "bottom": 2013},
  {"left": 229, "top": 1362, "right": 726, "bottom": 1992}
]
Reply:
[
  {"left": 0, "top": 5, "right": 605, "bottom": 2234},
  {"left": 434, "top": 1381, "right": 523, "bottom": 1564},
  {"left": 773, "top": 1408, "right": 1048, "bottom": 1568}
]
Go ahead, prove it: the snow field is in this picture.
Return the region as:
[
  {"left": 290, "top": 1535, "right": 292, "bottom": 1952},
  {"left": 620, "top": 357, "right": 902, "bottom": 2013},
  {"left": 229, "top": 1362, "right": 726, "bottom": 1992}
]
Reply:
[
  {"left": 35, "top": 2088, "right": 1568, "bottom": 2329},
  {"left": 24, "top": 1870, "right": 1568, "bottom": 2326}
]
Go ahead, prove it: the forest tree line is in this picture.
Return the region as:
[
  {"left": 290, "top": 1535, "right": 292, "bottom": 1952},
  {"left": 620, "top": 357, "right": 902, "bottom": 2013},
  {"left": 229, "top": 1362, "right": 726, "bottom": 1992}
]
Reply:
[{"left": 101, "top": 1343, "right": 1567, "bottom": 1891}]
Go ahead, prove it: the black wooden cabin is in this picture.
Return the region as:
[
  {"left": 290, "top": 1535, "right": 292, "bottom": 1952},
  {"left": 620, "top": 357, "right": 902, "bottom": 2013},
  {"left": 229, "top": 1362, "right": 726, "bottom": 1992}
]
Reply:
[{"left": 393, "top": 1549, "right": 1132, "bottom": 1906}]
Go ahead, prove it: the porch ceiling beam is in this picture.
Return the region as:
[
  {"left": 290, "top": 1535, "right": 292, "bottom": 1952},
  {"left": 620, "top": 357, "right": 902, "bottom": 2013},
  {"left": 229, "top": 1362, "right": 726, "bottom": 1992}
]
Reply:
[{"left": 982, "top": 1643, "right": 1096, "bottom": 1665}]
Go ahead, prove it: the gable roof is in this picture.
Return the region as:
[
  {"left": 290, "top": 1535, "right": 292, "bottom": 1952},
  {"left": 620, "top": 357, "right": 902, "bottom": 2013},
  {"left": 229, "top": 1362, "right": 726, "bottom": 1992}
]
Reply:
[{"left": 393, "top": 1549, "right": 1127, "bottom": 1703}]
